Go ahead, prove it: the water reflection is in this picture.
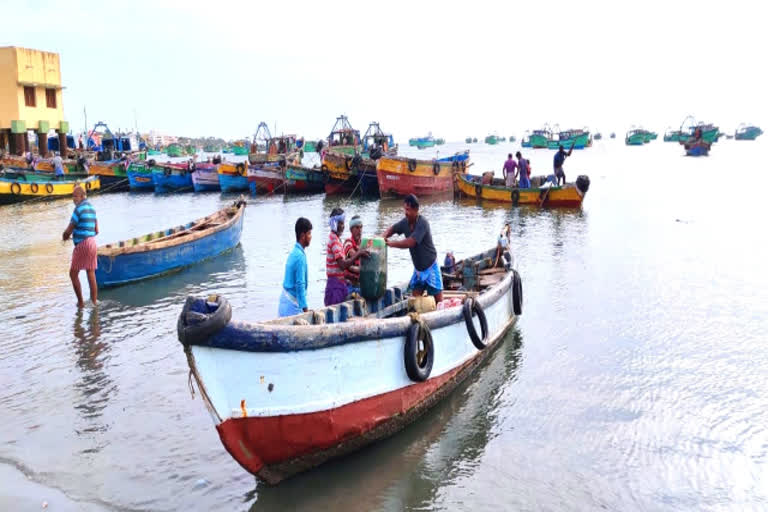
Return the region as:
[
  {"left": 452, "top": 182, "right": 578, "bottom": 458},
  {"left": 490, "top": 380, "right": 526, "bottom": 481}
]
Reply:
[
  {"left": 97, "top": 245, "right": 247, "bottom": 307},
  {"left": 248, "top": 328, "right": 523, "bottom": 511},
  {"left": 71, "top": 306, "right": 115, "bottom": 451}
]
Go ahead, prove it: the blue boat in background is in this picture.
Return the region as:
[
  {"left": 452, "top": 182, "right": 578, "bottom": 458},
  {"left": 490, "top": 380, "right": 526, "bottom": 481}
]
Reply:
[
  {"left": 437, "top": 150, "right": 470, "bottom": 163},
  {"left": 218, "top": 162, "right": 250, "bottom": 193},
  {"left": 127, "top": 162, "right": 155, "bottom": 191},
  {"left": 153, "top": 164, "right": 194, "bottom": 193},
  {"left": 95, "top": 201, "right": 246, "bottom": 288}
]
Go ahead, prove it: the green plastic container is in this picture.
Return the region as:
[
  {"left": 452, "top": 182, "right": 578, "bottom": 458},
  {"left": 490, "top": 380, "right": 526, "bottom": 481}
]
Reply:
[{"left": 360, "top": 237, "right": 387, "bottom": 299}]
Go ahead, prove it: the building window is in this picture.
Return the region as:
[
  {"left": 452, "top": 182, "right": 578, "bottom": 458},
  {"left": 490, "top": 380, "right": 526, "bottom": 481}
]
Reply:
[
  {"left": 46, "top": 89, "right": 57, "bottom": 109},
  {"left": 24, "top": 86, "right": 36, "bottom": 107}
]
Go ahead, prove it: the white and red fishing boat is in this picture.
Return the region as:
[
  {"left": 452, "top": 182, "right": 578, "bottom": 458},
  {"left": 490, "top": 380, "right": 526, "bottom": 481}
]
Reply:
[{"left": 177, "top": 247, "right": 523, "bottom": 484}]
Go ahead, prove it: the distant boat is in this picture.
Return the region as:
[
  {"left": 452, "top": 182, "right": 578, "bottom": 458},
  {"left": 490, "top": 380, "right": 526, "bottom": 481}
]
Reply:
[
  {"left": 610, "top": 133, "right": 616, "bottom": 139},
  {"left": 362, "top": 122, "right": 397, "bottom": 157},
  {"left": 457, "top": 173, "right": 590, "bottom": 207},
  {"left": 684, "top": 140, "right": 710, "bottom": 157},
  {"left": 527, "top": 127, "right": 553, "bottom": 148},
  {"left": 484, "top": 135, "right": 498, "bottom": 145},
  {"left": 408, "top": 134, "right": 436, "bottom": 149},
  {"left": 95, "top": 201, "right": 245, "bottom": 288},
  {"left": 663, "top": 128, "right": 684, "bottom": 142},
  {"left": 465, "top": 137, "right": 473, "bottom": 143},
  {"left": 593, "top": 133, "right": 602, "bottom": 140},
  {"left": 218, "top": 162, "right": 250, "bottom": 193},
  {"left": 0, "top": 171, "right": 99, "bottom": 204},
  {"left": 735, "top": 124, "right": 763, "bottom": 141},
  {"left": 509, "top": 136, "right": 516, "bottom": 143},
  {"left": 88, "top": 159, "right": 130, "bottom": 191},
  {"left": 548, "top": 128, "right": 590, "bottom": 150},
  {"left": 625, "top": 129, "right": 646, "bottom": 146},
  {"left": 166, "top": 144, "right": 185, "bottom": 157},
  {"left": 472, "top": 137, "right": 478, "bottom": 143},
  {"left": 192, "top": 163, "right": 221, "bottom": 192}
]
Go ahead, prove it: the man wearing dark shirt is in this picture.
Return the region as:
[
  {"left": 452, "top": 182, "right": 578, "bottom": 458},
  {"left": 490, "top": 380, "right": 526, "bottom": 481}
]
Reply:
[
  {"left": 383, "top": 194, "right": 443, "bottom": 303},
  {"left": 553, "top": 144, "right": 573, "bottom": 186}
]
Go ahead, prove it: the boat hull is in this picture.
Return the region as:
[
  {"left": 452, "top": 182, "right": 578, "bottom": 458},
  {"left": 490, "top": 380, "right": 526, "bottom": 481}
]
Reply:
[
  {"left": 376, "top": 156, "right": 457, "bottom": 197},
  {"left": 95, "top": 205, "right": 245, "bottom": 287},
  {"left": 152, "top": 169, "right": 193, "bottom": 193},
  {"left": 184, "top": 265, "right": 516, "bottom": 484},
  {"left": 457, "top": 174, "right": 585, "bottom": 207},
  {"left": 192, "top": 168, "right": 221, "bottom": 192},
  {"left": 321, "top": 152, "right": 379, "bottom": 196},
  {"left": 0, "top": 176, "right": 100, "bottom": 204}
]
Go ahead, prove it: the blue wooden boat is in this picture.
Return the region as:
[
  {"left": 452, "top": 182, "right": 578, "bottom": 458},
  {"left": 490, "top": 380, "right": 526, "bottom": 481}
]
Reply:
[
  {"left": 95, "top": 201, "right": 246, "bottom": 288},
  {"left": 218, "top": 162, "right": 250, "bottom": 193},
  {"left": 152, "top": 163, "right": 194, "bottom": 193},
  {"left": 684, "top": 141, "right": 710, "bottom": 157},
  {"left": 192, "top": 164, "right": 221, "bottom": 192},
  {"left": 127, "top": 162, "right": 155, "bottom": 191}
]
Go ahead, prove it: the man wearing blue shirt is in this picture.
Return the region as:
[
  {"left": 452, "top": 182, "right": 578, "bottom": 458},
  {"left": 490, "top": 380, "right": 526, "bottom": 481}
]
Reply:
[
  {"left": 279, "top": 217, "right": 313, "bottom": 317},
  {"left": 553, "top": 144, "right": 573, "bottom": 186},
  {"left": 62, "top": 185, "right": 99, "bottom": 307}
]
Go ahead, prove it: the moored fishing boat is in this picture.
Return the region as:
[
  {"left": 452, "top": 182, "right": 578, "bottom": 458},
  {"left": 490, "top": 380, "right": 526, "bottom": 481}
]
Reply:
[
  {"left": 362, "top": 122, "right": 397, "bottom": 157},
  {"left": 734, "top": 124, "right": 763, "bottom": 141},
  {"left": 663, "top": 128, "right": 683, "bottom": 142},
  {"left": 88, "top": 159, "right": 130, "bottom": 191},
  {"left": 408, "top": 134, "right": 436, "bottom": 149},
  {"left": 527, "top": 127, "right": 552, "bottom": 148},
  {"left": 625, "top": 129, "right": 646, "bottom": 146},
  {"left": 152, "top": 162, "right": 194, "bottom": 193},
  {"left": 457, "top": 173, "right": 589, "bottom": 207},
  {"left": 684, "top": 140, "right": 710, "bottom": 157},
  {"left": 166, "top": 143, "right": 185, "bottom": 158},
  {"left": 376, "top": 152, "right": 468, "bottom": 197},
  {"left": 127, "top": 161, "right": 156, "bottom": 191},
  {"left": 465, "top": 137, "right": 473, "bottom": 144},
  {"left": 247, "top": 164, "right": 285, "bottom": 194},
  {"left": 248, "top": 163, "right": 325, "bottom": 195},
  {"left": 177, "top": 246, "right": 523, "bottom": 484},
  {"left": 95, "top": 200, "right": 245, "bottom": 287},
  {"left": 484, "top": 135, "right": 498, "bottom": 145},
  {"left": 321, "top": 150, "right": 379, "bottom": 196},
  {"left": 218, "top": 162, "right": 250, "bottom": 193},
  {"left": 0, "top": 172, "right": 99, "bottom": 204},
  {"left": 326, "top": 115, "right": 361, "bottom": 155},
  {"left": 548, "top": 128, "right": 590, "bottom": 149},
  {"left": 192, "top": 163, "right": 221, "bottom": 192}
]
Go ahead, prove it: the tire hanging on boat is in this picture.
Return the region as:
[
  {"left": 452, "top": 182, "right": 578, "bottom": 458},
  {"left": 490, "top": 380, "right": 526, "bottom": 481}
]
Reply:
[
  {"left": 85, "top": 181, "right": 92, "bottom": 191},
  {"left": 10, "top": 182, "right": 21, "bottom": 195},
  {"left": 511, "top": 189, "right": 520, "bottom": 206},
  {"left": 407, "top": 159, "right": 417, "bottom": 172},
  {"left": 452, "top": 160, "right": 459, "bottom": 172},
  {"left": 463, "top": 298, "right": 488, "bottom": 350},
  {"left": 30, "top": 183, "right": 39, "bottom": 193},
  {"left": 404, "top": 321, "right": 434, "bottom": 382},
  {"left": 320, "top": 164, "right": 330, "bottom": 183},
  {"left": 432, "top": 162, "right": 440, "bottom": 175},
  {"left": 512, "top": 270, "right": 523, "bottom": 315},
  {"left": 475, "top": 184, "right": 482, "bottom": 198},
  {"left": 236, "top": 163, "right": 245, "bottom": 176},
  {"left": 148, "top": 159, "right": 156, "bottom": 167},
  {"left": 45, "top": 183, "right": 54, "bottom": 194},
  {"left": 177, "top": 295, "right": 233, "bottom": 346}
]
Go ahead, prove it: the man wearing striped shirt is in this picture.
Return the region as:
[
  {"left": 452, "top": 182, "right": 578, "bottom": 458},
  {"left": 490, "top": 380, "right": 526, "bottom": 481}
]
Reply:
[
  {"left": 62, "top": 186, "right": 99, "bottom": 307},
  {"left": 325, "top": 208, "right": 369, "bottom": 306}
]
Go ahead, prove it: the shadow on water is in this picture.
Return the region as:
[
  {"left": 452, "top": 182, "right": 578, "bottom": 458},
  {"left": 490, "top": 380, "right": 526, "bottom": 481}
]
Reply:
[
  {"left": 71, "top": 307, "right": 116, "bottom": 451},
  {"left": 246, "top": 328, "right": 524, "bottom": 512},
  {"left": 97, "top": 245, "right": 246, "bottom": 308}
]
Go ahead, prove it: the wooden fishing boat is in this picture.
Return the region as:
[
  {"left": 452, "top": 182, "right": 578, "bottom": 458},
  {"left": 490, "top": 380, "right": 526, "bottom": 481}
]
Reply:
[
  {"left": 465, "top": 137, "right": 473, "bottom": 144},
  {"left": 327, "top": 115, "right": 361, "bottom": 155},
  {"left": 684, "top": 140, "right": 710, "bottom": 157},
  {"left": 177, "top": 246, "right": 523, "bottom": 484},
  {"left": 250, "top": 135, "right": 300, "bottom": 166},
  {"left": 87, "top": 159, "right": 130, "bottom": 191},
  {"left": 192, "top": 164, "right": 221, "bottom": 192},
  {"left": 0, "top": 172, "right": 99, "bottom": 204},
  {"left": 361, "top": 122, "right": 397, "bottom": 157},
  {"left": 408, "top": 135, "right": 436, "bottom": 149},
  {"left": 95, "top": 201, "right": 246, "bottom": 287},
  {"left": 376, "top": 152, "right": 469, "bottom": 197},
  {"left": 625, "top": 129, "right": 646, "bottom": 146},
  {"left": 457, "top": 173, "right": 589, "bottom": 207},
  {"left": 485, "top": 135, "right": 498, "bottom": 145},
  {"left": 735, "top": 124, "right": 763, "bottom": 141},
  {"left": 152, "top": 162, "right": 194, "bottom": 193},
  {"left": 321, "top": 150, "right": 379, "bottom": 196},
  {"left": 527, "top": 128, "right": 552, "bottom": 148},
  {"left": 548, "top": 129, "right": 590, "bottom": 149},
  {"left": 126, "top": 161, "right": 155, "bottom": 191},
  {"left": 218, "top": 162, "right": 250, "bottom": 193},
  {"left": 166, "top": 143, "right": 185, "bottom": 158}
]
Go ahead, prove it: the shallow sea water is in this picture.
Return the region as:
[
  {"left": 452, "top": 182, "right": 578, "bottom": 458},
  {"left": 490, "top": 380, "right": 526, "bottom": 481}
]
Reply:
[{"left": 1, "top": 139, "right": 767, "bottom": 511}]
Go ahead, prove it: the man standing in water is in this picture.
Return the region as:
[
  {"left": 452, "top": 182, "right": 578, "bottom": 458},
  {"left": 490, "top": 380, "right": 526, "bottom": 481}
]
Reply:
[
  {"left": 279, "top": 217, "right": 312, "bottom": 317},
  {"left": 62, "top": 186, "right": 98, "bottom": 308},
  {"left": 383, "top": 194, "right": 443, "bottom": 303},
  {"left": 325, "top": 208, "right": 369, "bottom": 306},
  {"left": 553, "top": 144, "right": 573, "bottom": 186},
  {"left": 503, "top": 153, "right": 518, "bottom": 187}
]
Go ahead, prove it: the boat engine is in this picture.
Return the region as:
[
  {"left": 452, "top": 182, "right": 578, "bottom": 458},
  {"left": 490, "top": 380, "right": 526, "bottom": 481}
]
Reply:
[{"left": 576, "top": 175, "right": 590, "bottom": 194}]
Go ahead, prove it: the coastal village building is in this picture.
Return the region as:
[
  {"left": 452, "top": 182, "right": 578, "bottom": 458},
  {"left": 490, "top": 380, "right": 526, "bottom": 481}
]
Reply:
[{"left": 0, "top": 46, "right": 69, "bottom": 156}]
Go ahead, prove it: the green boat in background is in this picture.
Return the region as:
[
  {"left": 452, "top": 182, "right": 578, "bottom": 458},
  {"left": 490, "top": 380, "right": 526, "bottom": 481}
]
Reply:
[
  {"left": 625, "top": 129, "right": 646, "bottom": 146},
  {"left": 663, "top": 128, "right": 684, "bottom": 142},
  {"left": 525, "top": 126, "right": 553, "bottom": 148},
  {"left": 735, "top": 124, "right": 763, "bottom": 140},
  {"left": 203, "top": 145, "right": 220, "bottom": 153},
  {"left": 465, "top": 137, "right": 473, "bottom": 143},
  {"left": 327, "top": 115, "right": 361, "bottom": 155},
  {"left": 472, "top": 137, "right": 478, "bottom": 143},
  {"left": 166, "top": 143, "right": 184, "bottom": 157},
  {"left": 548, "top": 128, "right": 591, "bottom": 149},
  {"left": 232, "top": 145, "right": 249, "bottom": 156},
  {"left": 485, "top": 135, "right": 498, "bottom": 145},
  {"left": 408, "top": 134, "right": 436, "bottom": 149},
  {"left": 303, "top": 140, "right": 317, "bottom": 152},
  {"left": 147, "top": 149, "right": 163, "bottom": 156}
]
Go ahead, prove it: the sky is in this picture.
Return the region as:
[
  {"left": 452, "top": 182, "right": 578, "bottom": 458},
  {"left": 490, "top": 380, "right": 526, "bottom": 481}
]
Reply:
[{"left": 3, "top": 0, "right": 766, "bottom": 141}]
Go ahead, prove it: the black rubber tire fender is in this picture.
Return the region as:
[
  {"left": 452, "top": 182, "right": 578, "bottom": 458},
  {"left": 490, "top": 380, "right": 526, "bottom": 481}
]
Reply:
[
  {"left": 10, "top": 182, "right": 21, "bottom": 195},
  {"left": 344, "top": 156, "right": 352, "bottom": 171},
  {"left": 512, "top": 270, "right": 523, "bottom": 315},
  {"left": 85, "top": 181, "right": 92, "bottom": 191},
  {"left": 404, "top": 322, "right": 434, "bottom": 382},
  {"left": 177, "top": 295, "right": 233, "bottom": 346},
  {"left": 452, "top": 160, "right": 459, "bottom": 172},
  {"left": 148, "top": 159, "right": 156, "bottom": 167},
  {"left": 407, "top": 158, "right": 417, "bottom": 172},
  {"left": 45, "top": 183, "right": 54, "bottom": 194},
  {"left": 236, "top": 163, "right": 245, "bottom": 176},
  {"left": 432, "top": 162, "right": 440, "bottom": 175},
  {"left": 30, "top": 183, "right": 39, "bottom": 194},
  {"left": 475, "top": 184, "right": 482, "bottom": 197},
  {"left": 463, "top": 298, "right": 489, "bottom": 350},
  {"left": 511, "top": 189, "right": 520, "bottom": 206}
]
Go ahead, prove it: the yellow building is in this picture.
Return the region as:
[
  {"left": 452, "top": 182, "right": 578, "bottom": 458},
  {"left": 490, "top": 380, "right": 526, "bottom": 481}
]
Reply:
[{"left": 0, "top": 46, "right": 69, "bottom": 156}]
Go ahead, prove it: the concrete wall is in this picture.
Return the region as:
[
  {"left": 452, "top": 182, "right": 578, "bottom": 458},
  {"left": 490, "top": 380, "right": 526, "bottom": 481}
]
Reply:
[{"left": 0, "top": 47, "right": 65, "bottom": 131}]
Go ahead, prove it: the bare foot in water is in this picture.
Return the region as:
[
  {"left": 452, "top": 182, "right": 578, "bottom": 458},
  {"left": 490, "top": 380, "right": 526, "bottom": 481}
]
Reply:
[{"left": 77, "top": 301, "right": 85, "bottom": 308}]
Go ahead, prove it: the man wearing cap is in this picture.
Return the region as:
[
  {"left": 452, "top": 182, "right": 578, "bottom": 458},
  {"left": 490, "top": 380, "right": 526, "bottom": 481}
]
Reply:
[
  {"left": 326, "top": 208, "right": 369, "bottom": 306},
  {"left": 62, "top": 185, "right": 98, "bottom": 307},
  {"left": 343, "top": 215, "right": 364, "bottom": 296},
  {"left": 383, "top": 194, "right": 443, "bottom": 303}
]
